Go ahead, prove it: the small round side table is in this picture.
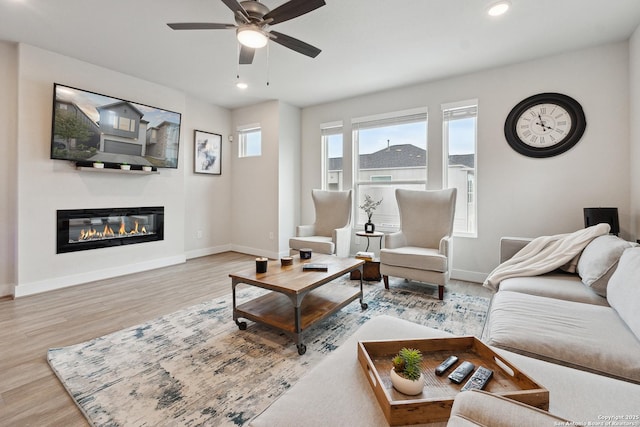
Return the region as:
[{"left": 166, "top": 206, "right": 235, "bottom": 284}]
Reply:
[{"left": 356, "top": 231, "right": 384, "bottom": 252}]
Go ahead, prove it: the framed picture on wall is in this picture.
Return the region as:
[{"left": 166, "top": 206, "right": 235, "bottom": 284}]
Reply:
[{"left": 194, "top": 130, "right": 222, "bottom": 175}]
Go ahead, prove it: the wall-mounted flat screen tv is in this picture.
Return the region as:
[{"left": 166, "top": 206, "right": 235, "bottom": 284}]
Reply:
[{"left": 50, "top": 83, "right": 182, "bottom": 169}]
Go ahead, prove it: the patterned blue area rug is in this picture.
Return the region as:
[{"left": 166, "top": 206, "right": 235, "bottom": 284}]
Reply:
[{"left": 48, "top": 277, "right": 489, "bottom": 426}]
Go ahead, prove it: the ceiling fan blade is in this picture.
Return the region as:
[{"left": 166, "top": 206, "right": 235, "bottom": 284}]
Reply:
[
  {"left": 239, "top": 45, "right": 255, "bottom": 64},
  {"left": 167, "top": 23, "right": 235, "bottom": 30},
  {"left": 269, "top": 31, "right": 321, "bottom": 58},
  {"left": 220, "top": 0, "right": 250, "bottom": 23},
  {"left": 263, "top": 0, "right": 326, "bottom": 25}
]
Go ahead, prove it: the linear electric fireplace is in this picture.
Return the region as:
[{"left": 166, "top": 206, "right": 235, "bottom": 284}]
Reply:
[{"left": 57, "top": 207, "right": 164, "bottom": 254}]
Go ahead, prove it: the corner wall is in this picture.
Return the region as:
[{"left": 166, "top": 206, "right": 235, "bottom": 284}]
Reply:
[
  {"left": 0, "top": 41, "right": 18, "bottom": 296},
  {"left": 301, "top": 41, "right": 631, "bottom": 282}
]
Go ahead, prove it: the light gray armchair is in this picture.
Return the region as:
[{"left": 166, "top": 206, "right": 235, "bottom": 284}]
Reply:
[
  {"left": 380, "top": 188, "right": 456, "bottom": 300},
  {"left": 289, "top": 189, "right": 352, "bottom": 258}
]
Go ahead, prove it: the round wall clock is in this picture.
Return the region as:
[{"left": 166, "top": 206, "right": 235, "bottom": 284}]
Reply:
[{"left": 504, "top": 92, "right": 586, "bottom": 158}]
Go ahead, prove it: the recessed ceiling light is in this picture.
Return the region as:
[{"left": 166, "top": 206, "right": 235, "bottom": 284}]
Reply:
[
  {"left": 236, "top": 82, "right": 248, "bottom": 89},
  {"left": 487, "top": 0, "right": 511, "bottom": 17}
]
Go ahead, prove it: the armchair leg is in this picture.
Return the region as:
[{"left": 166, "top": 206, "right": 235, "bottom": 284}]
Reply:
[
  {"left": 383, "top": 275, "right": 389, "bottom": 289},
  {"left": 438, "top": 285, "right": 444, "bottom": 300}
]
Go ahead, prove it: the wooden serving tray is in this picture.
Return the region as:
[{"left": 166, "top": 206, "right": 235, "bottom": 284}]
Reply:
[{"left": 357, "top": 336, "right": 549, "bottom": 426}]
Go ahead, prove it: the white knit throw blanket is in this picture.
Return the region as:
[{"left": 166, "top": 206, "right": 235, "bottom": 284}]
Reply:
[{"left": 483, "top": 223, "right": 611, "bottom": 291}]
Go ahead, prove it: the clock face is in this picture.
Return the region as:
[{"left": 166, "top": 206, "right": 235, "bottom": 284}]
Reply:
[
  {"left": 504, "top": 93, "right": 586, "bottom": 158},
  {"left": 515, "top": 103, "right": 573, "bottom": 148}
]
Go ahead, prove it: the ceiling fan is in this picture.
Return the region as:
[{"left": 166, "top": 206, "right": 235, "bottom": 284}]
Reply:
[{"left": 167, "top": 0, "right": 325, "bottom": 65}]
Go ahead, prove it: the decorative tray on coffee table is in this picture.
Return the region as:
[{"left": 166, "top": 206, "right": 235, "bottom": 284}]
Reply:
[{"left": 357, "top": 336, "right": 549, "bottom": 426}]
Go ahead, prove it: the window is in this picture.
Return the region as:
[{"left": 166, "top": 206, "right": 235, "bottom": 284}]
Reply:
[
  {"left": 442, "top": 100, "right": 477, "bottom": 236},
  {"left": 321, "top": 122, "right": 343, "bottom": 190},
  {"left": 353, "top": 108, "right": 428, "bottom": 230},
  {"left": 238, "top": 125, "right": 261, "bottom": 157}
]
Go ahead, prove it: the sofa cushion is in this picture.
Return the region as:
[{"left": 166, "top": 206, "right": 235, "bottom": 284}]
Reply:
[
  {"left": 499, "top": 273, "right": 609, "bottom": 306},
  {"left": 379, "top": 247, "right": 447, "bottom": 272},
  {"left": 447, "top": 390, "right": 569, "bottom": 427},
  {"left": 607, "top": 247, "right": 640, "bottom": 340},
  {"left": 576, "top": 235, "right": 634, "bottom": 297},
  {"left": 483, "top": 290, "right": 640, "bottom": 383}
]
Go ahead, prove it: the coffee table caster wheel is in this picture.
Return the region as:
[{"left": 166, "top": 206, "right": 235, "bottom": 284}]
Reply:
[
  {"left": 361, "top": 302, "right": 368, "bottom": 310},
  {"left": 236, "top": 320, "right": 247, "bottom": 330},
  {"left": 297, "top": 344, "right": 307, "bottom": 355}
]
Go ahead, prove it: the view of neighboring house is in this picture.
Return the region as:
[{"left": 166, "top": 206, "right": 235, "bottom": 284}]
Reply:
[{"left": 327, "top": 144, "right": 475, "bottom": 232}]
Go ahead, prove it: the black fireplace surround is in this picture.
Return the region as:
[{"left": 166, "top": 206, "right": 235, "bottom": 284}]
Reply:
[{"left": 56, "top": 207, "right": 164, "bottom": 254}]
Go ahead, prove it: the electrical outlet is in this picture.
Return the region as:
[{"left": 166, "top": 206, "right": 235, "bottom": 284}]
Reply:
[
  {"left": 197, "top": 230, "right": 203, "bottom": 239},
  {"left": 269, "top": 232, "right": 274, "bottom": 240}
]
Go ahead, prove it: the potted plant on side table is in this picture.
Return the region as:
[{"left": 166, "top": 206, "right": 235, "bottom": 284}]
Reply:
[
  {"left": 359, "top": 194, "right": 382, "bottom": 233},
  {"left": 390, "top": 347, "right": 424, "bottom": 395}
]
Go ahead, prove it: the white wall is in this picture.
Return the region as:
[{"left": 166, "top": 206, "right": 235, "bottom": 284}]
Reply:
[
  {"left": 277, "top": 102, "right": 301, "bottom": 257},
  {"left": 630, "top": 26, "right": 640, "bottom": 239},
  {"left": 230, "top": 101, "right": 281, "bottom": 258},
  {"left": 6, "top": 43, "right": 231, "bottom": 297},
  {"left": 183, "top": 96, "right": 233, "bottom": 259},
  {"left": 230, "top": 100, "right": 301, "bottom": 259},
  {"left": 0, "top": 41, "right": 18, "bottom": 297},
  {"left": 301, "top": 42, "right": 632, "bottom": 282}
]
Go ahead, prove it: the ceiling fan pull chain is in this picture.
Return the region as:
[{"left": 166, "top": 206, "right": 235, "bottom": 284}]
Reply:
[{"left": 266, "top": 42, "right": 270, "bottom": 86}]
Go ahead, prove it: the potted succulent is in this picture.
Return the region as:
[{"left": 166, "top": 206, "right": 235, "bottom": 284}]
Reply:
[
  {"left": 390, "top": 347, "right": 424, "bottom": 395},
  {"left": 92, "top": 160, "right": 104, "bottom": 169},
  {"left": 359, "top": 194, "right": 383, "bottom": 233},
  {"left": 120, "top": 162, "right": 131, "bottom": 170}
]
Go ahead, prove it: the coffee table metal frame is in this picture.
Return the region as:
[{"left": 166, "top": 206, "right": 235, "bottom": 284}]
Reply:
[{"left": 230, "top": 254, "right": 367, "bottom": 355}]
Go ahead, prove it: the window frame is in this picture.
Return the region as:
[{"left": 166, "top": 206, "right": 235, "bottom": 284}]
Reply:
[
  {"left": 237, "top": 124, "right": 262, "bottom": 158},
  {"left": 321, "top": 121, "right": 344, "bottom": 191},
  {"left": 442, "top": 99, "right": 478, "bottom": 238},
  {"left": 352, "top": 107, "right": 428, "bottom": 231}
]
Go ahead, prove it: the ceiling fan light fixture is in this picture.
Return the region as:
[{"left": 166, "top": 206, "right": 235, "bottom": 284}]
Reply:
[
  {"left": 487, "top": 0, "right": 511, "bottom": 17},
  {"left": 237, "top": 26, "right": 268, "bottom": 49}
]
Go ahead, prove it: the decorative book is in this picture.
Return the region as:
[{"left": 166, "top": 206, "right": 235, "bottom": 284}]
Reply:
[
  {"left": 302, "top": 263, "right": 329, "bottom": 271},
  {"left": 356, "top": 251, "right": 374, "bottom": 260}
]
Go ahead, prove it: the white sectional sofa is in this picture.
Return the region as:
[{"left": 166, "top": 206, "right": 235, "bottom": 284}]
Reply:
[
  {"left": 249, "top": 233, "right": 640, "bottom": 426},
  {"left": 249, "top": 315, "right": 640, "bottom": 426},
  {"left": 483, "top": 235, "right": 640, "bottom": 384}
]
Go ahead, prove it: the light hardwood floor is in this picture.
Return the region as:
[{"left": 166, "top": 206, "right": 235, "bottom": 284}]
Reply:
[{"left": 0, "top": 251, "right": 489, "bottom": 426}]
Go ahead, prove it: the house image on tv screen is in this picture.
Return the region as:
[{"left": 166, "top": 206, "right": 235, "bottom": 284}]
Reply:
[{"left": 51, "top": 84, "right": 181, "bottom": 169}]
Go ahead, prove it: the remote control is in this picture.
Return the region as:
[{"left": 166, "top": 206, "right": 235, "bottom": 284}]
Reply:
[
  {"left": 435, "top": 355, "right": 459, "bottom": 376},
  {"left": 448, "top": 361, "right": 475, "bottom": 384},
  {"left": 461, "top": 366, "right": 493, "bottom": 391}
]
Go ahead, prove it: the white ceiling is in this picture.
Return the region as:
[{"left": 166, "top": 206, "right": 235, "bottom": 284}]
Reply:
[{"left": 2, "top": 0, "right": 640, "bottom": 110}]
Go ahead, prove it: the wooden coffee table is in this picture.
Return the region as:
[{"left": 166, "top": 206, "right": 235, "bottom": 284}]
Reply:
[{"left": 230, "top": 254, "right": 366, "bottom": 355}]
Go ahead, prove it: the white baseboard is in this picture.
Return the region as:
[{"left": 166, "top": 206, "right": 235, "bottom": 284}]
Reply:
[
  {"left": 450, "top": 268, "right": 487, "bottom": 284},
  {"left": 185, "top": 244, "right": 234, "bottom": 260},
  {"left": 230, "top": 244, "right": 280, "bottom": 260},
  {"left": 13, "top": 255, "right": 186, "bottom": 298}
]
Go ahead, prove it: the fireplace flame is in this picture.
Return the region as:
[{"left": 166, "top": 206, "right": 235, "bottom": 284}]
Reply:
[{"left": 77, "top": 219, "right": 150, "bottom": 242}]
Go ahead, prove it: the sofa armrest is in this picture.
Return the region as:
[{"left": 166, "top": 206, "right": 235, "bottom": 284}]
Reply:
[
  {"left": 296, "top": 224, "right": 315, "bottom": 237},
  {"left": 500, "top": 236, "right": 533, "bottom": 263},
  {"left": 333, "top": 225, "right": 352, "bottom": 258},
  {"left": 384, "top": 231, "right": 407, "bottom": 249},
  {"left": 439, "top": 235, "right": 452, "bottom": 257}
]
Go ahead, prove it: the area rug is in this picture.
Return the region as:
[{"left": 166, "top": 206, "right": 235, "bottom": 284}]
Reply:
[{"left": 48, "top": 277, "right": 489, "bottom": 427}]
